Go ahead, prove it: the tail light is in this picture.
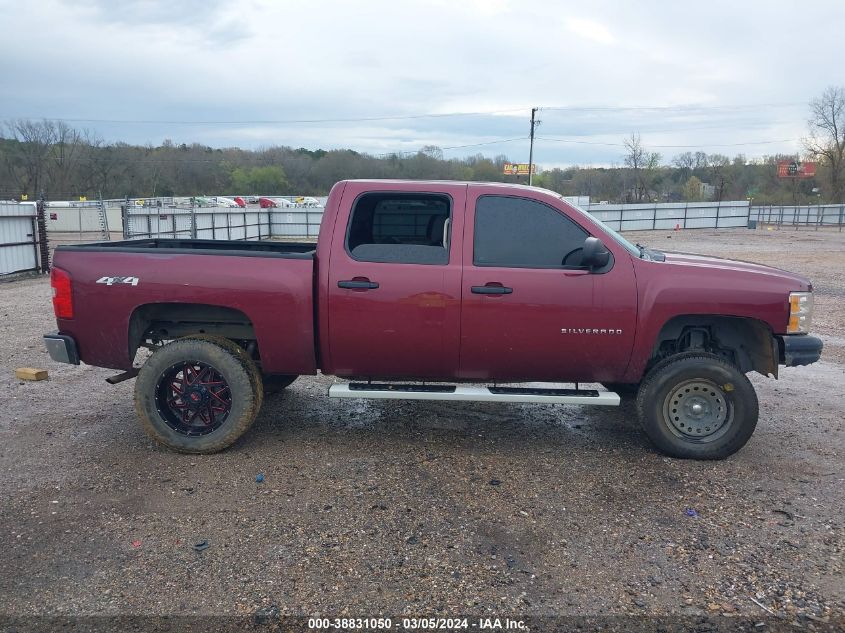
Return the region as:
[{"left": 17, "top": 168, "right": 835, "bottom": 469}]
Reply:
[{"left": 51, "top": 267, "right": 74, "bottom": 319}]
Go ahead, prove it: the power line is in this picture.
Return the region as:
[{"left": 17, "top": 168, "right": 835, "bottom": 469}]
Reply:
[
  {"left": 374, "top": 136, "right": 526, "bottom": 157},
  {"left": 439, "top": 136, "right": 526, "bottom": 151},
  {"left": 540, "top": 102, "right": 804, "bottom": 113},
  {"left": 536, "top": 136, "right": 797, "bottom": 149}
]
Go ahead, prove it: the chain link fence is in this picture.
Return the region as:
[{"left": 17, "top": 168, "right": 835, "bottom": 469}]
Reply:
[
  {"left": 40, "top": 196, "right": 845, "bottom": 249},
  {"left": 582, "top": 200, "right": 750, "bottom": 231},
  {"left": 749, "top": 204, "right": 845, "bottom": 230}
]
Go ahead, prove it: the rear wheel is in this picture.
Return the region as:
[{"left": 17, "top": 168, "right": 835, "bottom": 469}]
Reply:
[
  {"left": 635, "top": 353, "right": 758, "bottom": 460},
  {"left": 135, "top": 337, "right": 263, "bottom": 453}
]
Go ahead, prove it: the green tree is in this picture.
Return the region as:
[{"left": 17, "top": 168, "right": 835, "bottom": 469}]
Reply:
[
  {"left": 682, "top": 176, "right": 704, "bottom": 201},
  {"left": 230, "top": 165, "right": 289, "bottom": 194}
]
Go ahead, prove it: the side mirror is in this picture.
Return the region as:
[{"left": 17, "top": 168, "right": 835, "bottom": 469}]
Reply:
[{"left": 581, "top": 236, "right": 610, "bottom": 270}]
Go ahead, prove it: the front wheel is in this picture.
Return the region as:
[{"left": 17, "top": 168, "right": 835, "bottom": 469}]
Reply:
[
  {"left": 635, "top": 353, "right": 758, "bottom": 460},
  {"left": 134, "top": 337, "right": 263, "bottom": 453}
]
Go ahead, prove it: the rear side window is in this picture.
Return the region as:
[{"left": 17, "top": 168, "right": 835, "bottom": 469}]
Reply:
[
  {"left": 473, "top": 195, "right": 588, "bottom": 268},
  {"left": 346, "top": 192, "right": 451, "bottom": 265}
]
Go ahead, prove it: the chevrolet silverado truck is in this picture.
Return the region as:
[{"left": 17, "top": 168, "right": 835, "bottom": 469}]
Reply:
[{"left": 44, "top": 180, "right": 822, "bottom": 459}]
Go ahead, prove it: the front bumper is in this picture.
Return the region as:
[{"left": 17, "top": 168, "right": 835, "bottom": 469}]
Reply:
[
  {"left": 43, "top": 332, "right": 80, "bottom": 365},
  {"left": 777, "top": 334, "right": 823, "bottom": 367}
]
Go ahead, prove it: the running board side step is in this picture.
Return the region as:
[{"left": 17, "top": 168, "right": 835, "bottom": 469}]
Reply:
[{"left": 328, "top": 383, "right": 620, "bottom": 406}]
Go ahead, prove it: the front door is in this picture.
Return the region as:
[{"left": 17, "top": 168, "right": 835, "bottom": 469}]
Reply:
[
  {"left": 326, "top": 182, "right": 466, "bottom": 379},
  {"left": 459, "top": 189, "right": 638, "bottom": 383}
]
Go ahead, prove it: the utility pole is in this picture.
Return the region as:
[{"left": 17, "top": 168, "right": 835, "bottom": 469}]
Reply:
[{"left": 528, "top": 107, "right": 539, "bottom": 186}]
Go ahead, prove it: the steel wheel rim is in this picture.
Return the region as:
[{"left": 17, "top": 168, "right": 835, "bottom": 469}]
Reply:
[
  {"left": 662, "top": 379, "right": 732, "bottom": 442},
  {"left": 155, "top": 361, "right": 232, "bottom": 436}
]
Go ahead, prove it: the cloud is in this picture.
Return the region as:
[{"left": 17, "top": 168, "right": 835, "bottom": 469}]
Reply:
[
  {"left": 565, "top": 17, "right": 615, "bottom": 45},
  {"left": 0, "top": 0, "right": 840, "bottom": 167}
]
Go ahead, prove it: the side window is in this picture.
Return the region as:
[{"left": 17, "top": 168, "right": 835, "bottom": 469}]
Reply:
[
  {"left": 346, "top": 192, "right": 451, "bottom": 265},
  {"left": 473, "top": 195, "right": 588, "bottom": 268}
]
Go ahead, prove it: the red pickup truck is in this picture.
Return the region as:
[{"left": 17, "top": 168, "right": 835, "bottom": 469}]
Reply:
[{"left": 44, "top": 180, "right": 822, "bottom": 459}]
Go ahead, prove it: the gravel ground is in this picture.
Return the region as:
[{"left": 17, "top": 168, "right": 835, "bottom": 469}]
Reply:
[{"left": 0, "top": 228, "right": 843, "bottom": 630}]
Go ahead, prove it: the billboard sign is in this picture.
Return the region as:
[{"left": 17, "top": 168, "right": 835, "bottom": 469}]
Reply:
[
  {"left": 503, "top": 163, "right": 536, "bottom": 176},
  {"left": 777, "top": 160, "right": 816, "bottom": 178}
]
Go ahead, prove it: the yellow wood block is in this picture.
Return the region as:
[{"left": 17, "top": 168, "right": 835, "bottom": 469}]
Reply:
[{"left": 15, "top": 368, "right": 49, "bottom": 381}]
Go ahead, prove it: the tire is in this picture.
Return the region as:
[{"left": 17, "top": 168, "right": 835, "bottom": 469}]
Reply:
[
  {"left": 262, "top": 374, "right": 298, "bottom": 395},
  {"left": 635, "top": 353, "right": 758, "bottom": 460},
  {"left": 134, "top": 336, "right": 264, "bottom": 453}
]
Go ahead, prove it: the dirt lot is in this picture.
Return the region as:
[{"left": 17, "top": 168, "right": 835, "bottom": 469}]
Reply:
[{"left": 0, "top": 228, "right": 843, "bottom": 630}]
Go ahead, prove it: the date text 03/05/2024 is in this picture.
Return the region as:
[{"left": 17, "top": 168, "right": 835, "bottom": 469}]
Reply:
[{"left": 307, "top": 617, "right": 529, "bottom": 630}]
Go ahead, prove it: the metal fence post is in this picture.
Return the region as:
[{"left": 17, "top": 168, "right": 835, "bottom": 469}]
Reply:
[
  {"left": 35, "top": 198, "right": 50, "bottom": 273},
  {"left": 191, "top": 199, "right": 197, "bottom": 239},
  {"left": 715, "top": 201, "right": 721, "bottom": 229}
]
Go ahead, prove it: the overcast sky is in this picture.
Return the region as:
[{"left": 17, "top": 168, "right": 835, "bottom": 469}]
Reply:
[{"left": 0, "top": 0, "right": 842, "bottom": 167}]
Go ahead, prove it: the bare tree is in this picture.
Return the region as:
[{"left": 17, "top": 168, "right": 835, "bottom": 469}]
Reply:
[
  {"left": 48, "top": 121, "right": 85, "bottom": 198},
  {"left": 4, "top": 119, "right": 58, "bottom": 197},
  {"left": 707, "top": 154, "right": 731, "bottom": 201},
  {"left": 623, "top": 133, "right": 662, "bottom": 202},
  {"left": 672, "top": 152, "right": 695, "bottom": 173},
  {"left": 804, "top": 86, "right": 845, "bottom": 202}
]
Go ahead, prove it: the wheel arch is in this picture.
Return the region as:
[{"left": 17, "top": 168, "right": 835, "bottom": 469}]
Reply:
[
  {"left": 645, "top": 314, "right": 778, "bottom": 379},
  {"left": 129, "top": 302, "right": 257, "bottom": 362}
]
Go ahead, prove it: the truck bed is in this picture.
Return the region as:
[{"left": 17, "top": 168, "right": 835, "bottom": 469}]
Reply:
[
  {"left": 51, "top": 239, "right": 318, "bottom": 375},
  {"left": 57, "top": 238, "right": 316, "bottom": 258}
]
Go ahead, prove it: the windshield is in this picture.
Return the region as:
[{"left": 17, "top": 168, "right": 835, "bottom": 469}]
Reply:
[{"left": 552, "top": 194, "right": 641, "bottom": 257}]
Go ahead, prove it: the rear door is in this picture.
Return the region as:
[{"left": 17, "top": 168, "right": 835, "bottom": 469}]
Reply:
[
  {"left": 325, "top": 182, "right": 466, "bottom": 379},
  {"left": 459, "top": 187, "right": 638, "bottom": 383}
]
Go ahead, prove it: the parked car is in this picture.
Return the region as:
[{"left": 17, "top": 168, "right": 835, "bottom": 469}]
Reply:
[
  {"left": 273, "top": 198, "right": 295, "bottom": 208},
  {"left": 259, "top": 197, "right": 277, "bottom": 208},
  {"left": 295, "top": 196, "right": 321, "bottom": 207},
  {"left": 215, "top": 196, "right": 240, "bottom": 208},
  {"left": 233, "top": 196, "right": 247, "bottom": 208},
  {"left": 43, "top": 180, "right": 821, "bottom": 458}
]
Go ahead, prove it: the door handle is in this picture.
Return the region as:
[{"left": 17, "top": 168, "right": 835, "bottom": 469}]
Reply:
[
  {"left": 471, "top": 284, "right": 513, "bottom": 295},
  {"left": 338, "top": 279, "right": 379, "bottom": 290}
]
